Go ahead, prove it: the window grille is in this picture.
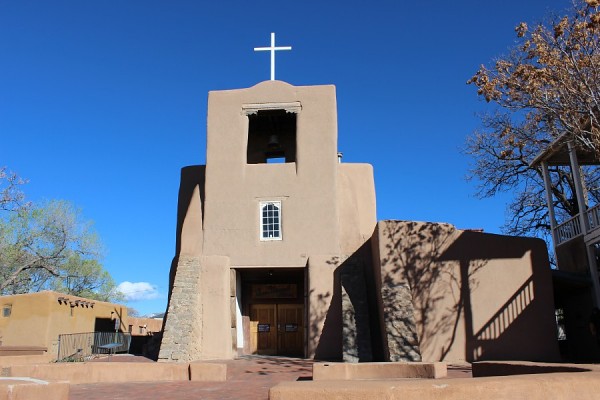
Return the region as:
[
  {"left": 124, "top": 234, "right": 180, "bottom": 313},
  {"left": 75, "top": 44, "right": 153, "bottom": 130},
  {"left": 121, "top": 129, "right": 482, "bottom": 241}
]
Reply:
[{"left": 260, "top": 201, "right": 282, "bottom": 240}]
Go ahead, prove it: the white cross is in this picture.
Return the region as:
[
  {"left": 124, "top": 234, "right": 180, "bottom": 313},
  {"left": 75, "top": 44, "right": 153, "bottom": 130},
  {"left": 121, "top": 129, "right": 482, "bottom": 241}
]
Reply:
[{"left": 254, "top": 32, "right": 292, "bottom": 81}]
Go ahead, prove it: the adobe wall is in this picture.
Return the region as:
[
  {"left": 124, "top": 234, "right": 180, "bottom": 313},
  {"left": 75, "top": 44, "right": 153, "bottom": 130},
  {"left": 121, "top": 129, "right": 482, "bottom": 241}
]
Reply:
[
  {"left": 46, "top": 294, "right": 127, "bottom": 358},
  {"left": 270, "top": 371, "right": 600, "bottom": 400},
  {"left": 3, "top": 361, "right": 227, "bottom": 384},
  {"left": 0, "top": 292, "right": 128, "bottom": 360},
  {"left": 159, "top": 255, "right": 231, "bottom": 362},
  {"left": 125, "top": 317, "right": 163, "bottom": 336},
  {"left": 337, "top": 163, "right": 376, "bottom": 255},
  {"left": 372, "top": 220, "right": 560, "bottom": 363},
  {"left": 472, "top": 360, "right": 600, "bottom": 377},
  {"left": 159, "top": 166, "right": 207, "bottom": 362},
  {"left": 312, "top": 361, "right": 447, "bottom": 380},
  {"left": 202, "top": 81, "right": 341, "bottom": 266},
  {"left": 9, "top": 362, "right": 187, "bottom": 383},
  {"left": 0, "top": 378, "right": 69, "bottom": 400},
  {"left": 161, "top": 81, "right": 378, "bottom": 362},
  {"left": 0, "top": 354, "right": 53, "bottom": 366},
  {"left": 307, "top": 255, "right": 342, "bottom": 360},
  {"left": 0, "top": 292, "right": 52, "bottom": 349}
]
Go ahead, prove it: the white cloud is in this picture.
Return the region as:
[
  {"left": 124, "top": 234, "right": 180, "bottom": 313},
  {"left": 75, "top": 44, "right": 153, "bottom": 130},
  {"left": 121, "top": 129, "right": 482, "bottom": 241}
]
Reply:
[{"left": 116, "top": 281, "right": 160, "bottom": 301}]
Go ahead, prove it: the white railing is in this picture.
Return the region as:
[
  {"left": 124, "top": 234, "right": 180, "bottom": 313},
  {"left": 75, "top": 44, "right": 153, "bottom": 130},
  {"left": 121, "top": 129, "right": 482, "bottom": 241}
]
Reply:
[
  {"left": 586, "top": 203, "right": 600, "bottom": 231},
  {"left": 555, "top": 215, "right": 583, "bottom": 245}
]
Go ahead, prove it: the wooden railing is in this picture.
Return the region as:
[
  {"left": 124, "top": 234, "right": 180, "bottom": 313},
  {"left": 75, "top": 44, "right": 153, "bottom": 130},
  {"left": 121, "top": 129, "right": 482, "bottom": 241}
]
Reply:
[
  {"left": 586, "top": 203, "right": 600, "bottom": 231},
  {"left": 555, "top": 215, "right": 582, "bottom": 245},
  {"left": 554, "top": 203, "right": 600, "bottom": 246}
]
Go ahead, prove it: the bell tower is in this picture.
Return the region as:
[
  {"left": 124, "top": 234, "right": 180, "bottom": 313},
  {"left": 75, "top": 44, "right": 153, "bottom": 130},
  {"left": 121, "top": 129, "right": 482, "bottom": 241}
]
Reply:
[{"left": 159, "top": 80, "right": 376, "bottom": 362}]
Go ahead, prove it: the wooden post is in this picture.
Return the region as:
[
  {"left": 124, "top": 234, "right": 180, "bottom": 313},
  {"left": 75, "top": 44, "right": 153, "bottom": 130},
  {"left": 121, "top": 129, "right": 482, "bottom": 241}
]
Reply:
[
  {"left": 567, "top": 141, "right": 589, "bottom": 234},
  {"left": 541, "top": 161, "right": 558, "bottom": 249}
]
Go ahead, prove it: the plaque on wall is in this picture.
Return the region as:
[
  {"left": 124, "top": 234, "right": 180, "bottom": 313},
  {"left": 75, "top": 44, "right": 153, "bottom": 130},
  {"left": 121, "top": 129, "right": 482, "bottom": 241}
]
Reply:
[
  {"left": 258, "top": 324, "right": 270, "bottom": 332},
  {"left": 252, "top": 284, "right": 297, "bottom": 299},
  {"left": 284, "top": 323, "right": 298, "bottom": 332}
]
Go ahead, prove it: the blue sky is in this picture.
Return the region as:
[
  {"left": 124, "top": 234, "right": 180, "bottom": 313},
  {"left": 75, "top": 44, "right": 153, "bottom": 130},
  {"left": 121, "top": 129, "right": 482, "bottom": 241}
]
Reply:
[{"left": 1, "top": 0, "right": 570, "bottom": 315}]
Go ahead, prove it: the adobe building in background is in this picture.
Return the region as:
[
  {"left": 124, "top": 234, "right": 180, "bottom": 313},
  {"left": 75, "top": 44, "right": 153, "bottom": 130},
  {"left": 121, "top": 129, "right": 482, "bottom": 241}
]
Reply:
[
  {"left": 158, "top": 80, "right": 560, "bottom": 363},
  {"left": 0, "top": 291, "right": 162, "bottom": 359}
]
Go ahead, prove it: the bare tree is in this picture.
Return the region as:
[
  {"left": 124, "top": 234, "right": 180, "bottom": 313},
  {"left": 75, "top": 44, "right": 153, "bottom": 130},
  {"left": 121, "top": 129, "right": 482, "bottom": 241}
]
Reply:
[{"left": 466, "top": 0, "right": 600, "bottom": 241}]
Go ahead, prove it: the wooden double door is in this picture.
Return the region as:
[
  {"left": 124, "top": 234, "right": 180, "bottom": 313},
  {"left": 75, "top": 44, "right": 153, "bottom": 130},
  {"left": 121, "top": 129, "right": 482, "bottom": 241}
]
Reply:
[{"left": 250, "top": 304, "right": 304, "bottom": 357}]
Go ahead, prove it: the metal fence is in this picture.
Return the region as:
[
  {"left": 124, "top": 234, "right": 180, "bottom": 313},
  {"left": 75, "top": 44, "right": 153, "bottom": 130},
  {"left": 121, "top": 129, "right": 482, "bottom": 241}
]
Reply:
[{"left": 57, "top": 332, "right": 131, "bottom": 362}]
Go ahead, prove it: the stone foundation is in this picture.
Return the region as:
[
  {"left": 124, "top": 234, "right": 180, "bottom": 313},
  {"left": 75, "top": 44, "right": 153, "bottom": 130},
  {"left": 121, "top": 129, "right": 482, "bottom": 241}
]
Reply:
[
  {"left": 158, "top": 256, "right": 203, "bottom": 362},
  {"left": 381, "top": 283, "right": 421, "bottom": 362},
  {"left": 341, "top": 259, "right": 373, "bottom": 362},
  {"left": 159, "top": 255, "right": 232, "bottom": 362}
]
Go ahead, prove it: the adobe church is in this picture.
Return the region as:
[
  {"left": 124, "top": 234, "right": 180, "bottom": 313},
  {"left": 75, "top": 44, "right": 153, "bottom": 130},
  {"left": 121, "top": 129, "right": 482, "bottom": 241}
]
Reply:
[{"left": 157, "top": 77, "right": 560, "bottom": 364}]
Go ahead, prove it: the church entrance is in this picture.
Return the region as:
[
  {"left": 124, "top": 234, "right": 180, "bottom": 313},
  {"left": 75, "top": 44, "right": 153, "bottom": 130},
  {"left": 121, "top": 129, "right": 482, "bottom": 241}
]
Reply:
[
  {"left": 250, "top": 303, "right": 303, "bottom": 356},
  {"left": 237, "top": 268, "right": 305, "bottom": 357}
]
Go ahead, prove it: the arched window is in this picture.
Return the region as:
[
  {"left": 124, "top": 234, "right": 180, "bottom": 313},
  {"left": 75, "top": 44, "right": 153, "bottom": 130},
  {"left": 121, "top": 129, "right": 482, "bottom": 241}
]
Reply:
[{"left": 260, "top": 201, "right": 282, "bottom": 240}]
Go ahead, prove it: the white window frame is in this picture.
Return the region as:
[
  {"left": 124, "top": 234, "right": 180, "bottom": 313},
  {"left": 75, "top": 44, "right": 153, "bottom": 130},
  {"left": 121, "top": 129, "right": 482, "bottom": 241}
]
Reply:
[{"left": 259, "top": 201, "right": 282, "bottom": 241}]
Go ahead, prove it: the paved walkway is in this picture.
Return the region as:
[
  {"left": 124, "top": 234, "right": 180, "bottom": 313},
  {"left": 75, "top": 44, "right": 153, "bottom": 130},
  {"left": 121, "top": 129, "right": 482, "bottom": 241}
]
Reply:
[
  {"left": 69, "top": 356, "right": 471, "bottom": 400},
  {"left": 69, "top": 356, "right": 313, "bottom": 400}
]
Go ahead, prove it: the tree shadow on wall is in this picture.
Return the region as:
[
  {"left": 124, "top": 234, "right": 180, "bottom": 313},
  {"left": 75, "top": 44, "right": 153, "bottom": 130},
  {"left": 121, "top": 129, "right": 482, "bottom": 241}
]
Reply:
[
  {"left": 309, "top": 245, "right": 377, "bottom": 362},
  {"left": 438, "top": 232, "right": 543, "bottom": 362},
  {"left": 380, "top": 221, "right": 470, "bottom": 361},
  {"left": 381, "top": 221, "right": 541, "bottom": 362},
  {"left": 339, "top": 242, "right": 375, "bottom": 362},
  {"left": 309, "top": 256, "right": 341, "bottom": 361}
]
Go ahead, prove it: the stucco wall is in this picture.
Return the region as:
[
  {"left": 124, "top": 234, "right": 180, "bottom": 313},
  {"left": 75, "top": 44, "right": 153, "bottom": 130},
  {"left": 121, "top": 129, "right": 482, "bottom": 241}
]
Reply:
[
  {"left": 372, "top": 220, "right": 560, "bottom": 363},
  {"left": 0, "top": 292, "right": 52, "bottom": 349},
  {"left": 202, "top": 81, "right": 341, "bottom": 266},
  {"left": 0, "top": 291, "right": 129, "bottom": 359},
  {"left": 126, "top": 317, "right": 163, "bottom": 336},
  {"left": 337, "top": 163, "right": 376, "bottom": 255},
  {"left": 162, "top": 81, "right": 378, "bottom": 361},
  {"left": 176, "top": 166, "right": 205, "bottom": 258},
  {"left": 46, "top": 295, "right": 126, "bottom": 358}
]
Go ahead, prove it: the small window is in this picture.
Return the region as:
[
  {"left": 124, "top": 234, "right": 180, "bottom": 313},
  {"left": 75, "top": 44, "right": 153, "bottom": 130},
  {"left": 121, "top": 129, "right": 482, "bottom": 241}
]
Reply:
[
  {"left": 3, "top": 305, "right": 11, "bottom": 317},
  {"left": 128, "top": 325, "right": 133, "bottom": 333},
  {"left": 139, "top": 326, "right": 144, "bottom": 335},
  {"left": 260, "top": 201, "right": 282, "bottom": 240}
]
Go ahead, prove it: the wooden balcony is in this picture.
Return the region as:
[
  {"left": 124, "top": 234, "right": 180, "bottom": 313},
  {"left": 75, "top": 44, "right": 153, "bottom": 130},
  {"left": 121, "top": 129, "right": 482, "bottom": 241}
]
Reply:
[
  {"left": 554, "top": 203, "right": 600, "bottom": 246},
  {"left": 531, "top": 132, "right": 600, "bottom": 306}
]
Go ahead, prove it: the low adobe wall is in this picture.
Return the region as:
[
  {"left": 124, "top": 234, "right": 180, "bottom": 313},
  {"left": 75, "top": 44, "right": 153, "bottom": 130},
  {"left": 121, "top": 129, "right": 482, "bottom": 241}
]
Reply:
[
  {"left": 472, "top": 360, "right": 600, "bottom": 377},
  {"left": 189, "top": 362, "right": 227, "bottom": 381},
  {"left": 6, "top": 361, "right": 226, "bottom": 384},
  {"left": 0, "top": 377, "right": 69, "bottom": 400},
  {"left": 270, "top": 372, "right": 600, "bottom": 400},
  {"left": 0, "top": 355, "right": 53, "bottom": 368},
  {"left": 0, "top": 347, "right": 47, "bottom": 357},
  {"left": 313, "top": 362, "right": 446, "bottom": 380}
]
